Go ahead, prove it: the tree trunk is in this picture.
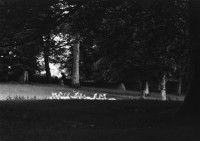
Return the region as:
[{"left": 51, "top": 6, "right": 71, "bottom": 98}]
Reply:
[
  {"left": 177, "top": 75, "right": 182, "bottom": 96},
  {"left": 44, "top": 43, "right": 51, "bottom": 84},
  {"left": 118, "top": 82, "right": 126, "bottom": 91},
  {"left": 158, "top": 83, "right": 161, "bottom": 92},
  {"left": 23, "top": 70, "right": 29, "bottom": 83},
  {"left": 140, "top": 80, "right": 148, "bottom": 99},
  {"left": 160, "top": 74, "right": 167, "bottom": 101},
  {"left": 145, "top": 82, "right": 149, "bottom": 96},
  {"left": 71, "top": 42, "right": 80, "bottom": 88},
  {"left": 179, "top": 0, "right": 200, "bottom": 116}
]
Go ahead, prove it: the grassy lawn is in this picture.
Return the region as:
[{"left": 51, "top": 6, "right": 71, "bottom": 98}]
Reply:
[
  {"left": 0, "top": 100, "right": 199, "bottom": 141},
  {"left": 0, "top": 83, "right": 197, "bottom": 141},
  {"left": 0, "top": 83, "right": 184, "bottom": 101}
]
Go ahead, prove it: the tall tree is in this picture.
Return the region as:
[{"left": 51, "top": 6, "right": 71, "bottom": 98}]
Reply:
[
  {"left": 43, "top": 36, "right": 52, "bottom": 83},
  {"left": 71, "top": 40, "right": 80, "bottom": 87},
  {"left": 60, "top": 0, "right": 112, "bottom": 87},
  {"left": 179, "top": 0, "right": 200, "bottom": 116}
]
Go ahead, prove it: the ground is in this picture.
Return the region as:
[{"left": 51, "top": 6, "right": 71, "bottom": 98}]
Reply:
[{"left": 0, "top": 83, "right": 199, "bottom": 141}]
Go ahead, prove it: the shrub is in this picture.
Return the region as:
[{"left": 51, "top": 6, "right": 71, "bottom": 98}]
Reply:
[{"left": 31, "top": 74, "right": 60, "bottom": 84}]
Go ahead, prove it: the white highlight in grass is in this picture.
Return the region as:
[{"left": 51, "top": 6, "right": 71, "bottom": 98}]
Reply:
[{"left": 49, "top": 90, "right": 116, "bottom": 100}]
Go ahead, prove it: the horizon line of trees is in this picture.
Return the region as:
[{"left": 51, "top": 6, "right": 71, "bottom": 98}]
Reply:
[{"left": 0, "top": 0, "right": 188, "bottom": 100}]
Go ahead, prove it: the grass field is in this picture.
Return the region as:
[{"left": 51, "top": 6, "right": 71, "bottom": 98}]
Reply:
[
  {"left": 0, "top": 83, "right": 184, "bottom": 101},
  {"left": 1, "top": 83, "right": 199, "bottom": 141},
  {"left": 1, "top": 100, "right": 200, "bottom": 141}
]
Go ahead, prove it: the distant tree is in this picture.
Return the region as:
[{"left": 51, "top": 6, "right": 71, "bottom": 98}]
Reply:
[{"left": 0, "top": 0, "right": 77, "bottom": 83}]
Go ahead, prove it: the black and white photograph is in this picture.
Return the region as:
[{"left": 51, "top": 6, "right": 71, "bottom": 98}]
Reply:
[{"left": 0, "top": 0, "right": 199, "bottom": 140}]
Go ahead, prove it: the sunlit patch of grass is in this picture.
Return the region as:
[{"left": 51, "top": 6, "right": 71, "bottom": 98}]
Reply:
[
  {"left": 5, "top": 90, "right": 117, "bottom": 101},
  {"left": 6, "top": 95, "right": 38, "bottom": 101},
  {"left": 49, "top": 90, "right": 116, "bottom": 100}
]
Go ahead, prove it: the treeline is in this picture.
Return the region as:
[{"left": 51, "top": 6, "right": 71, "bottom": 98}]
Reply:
[{"left": 0, "top": 0, "right": 189, "bottom": 100}]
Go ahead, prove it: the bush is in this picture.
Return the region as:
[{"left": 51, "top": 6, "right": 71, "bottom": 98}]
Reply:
[{"left": 31, "top": 74, "right": 60, "bottom": 84}]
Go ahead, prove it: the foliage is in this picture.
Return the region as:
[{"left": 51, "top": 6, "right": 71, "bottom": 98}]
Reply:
[
  {"left": 92, "top": 0, "right": 188, "bottom": 84},
  {"left": 0, "top": 0, "right": 189, "bottom": 86}
]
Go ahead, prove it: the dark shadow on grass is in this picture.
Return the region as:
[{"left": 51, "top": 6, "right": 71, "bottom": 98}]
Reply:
[{"left": 0, "top": 99, "right": 193, "bottom": 141}]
